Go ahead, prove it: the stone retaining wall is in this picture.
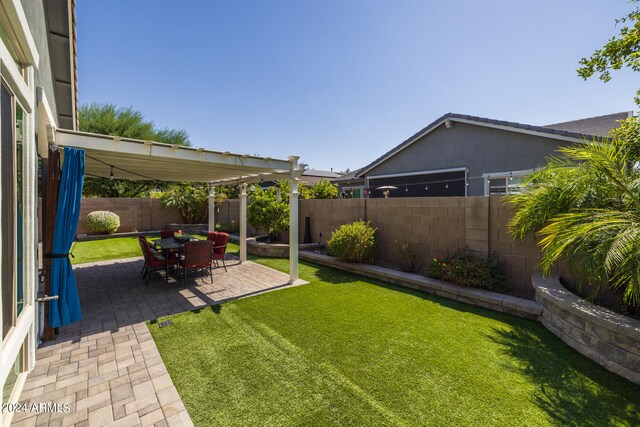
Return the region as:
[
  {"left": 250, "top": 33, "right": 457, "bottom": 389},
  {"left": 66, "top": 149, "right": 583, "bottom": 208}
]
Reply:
[
  {"left": 532, "top": 274, "right": 640, "bottom": 385},
  {"left": 247, "top": 239, "right": 323, "bottom": 257}
]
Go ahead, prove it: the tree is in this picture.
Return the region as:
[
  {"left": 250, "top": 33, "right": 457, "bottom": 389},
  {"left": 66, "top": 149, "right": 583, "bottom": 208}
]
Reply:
[
  {"left": 160, "top": 183, "right": 208, "bottom": 224},
  {"left": 310, "top": 179, "right": 339, "bottom": 199},
  {"left": 508, "top": 119, "right": 640, "bottom": 308},
  {"left": 79, "top": 103, "right": 191, "bottom": 197},
  {"left": 246, "top": 179, "right": 338, "bottom": 239},
  {"left": 578, "top": 2, "right": 640, "bottom": 106},
  {"left": 247, "top": 186, "right": 289, "bottom": 240}
]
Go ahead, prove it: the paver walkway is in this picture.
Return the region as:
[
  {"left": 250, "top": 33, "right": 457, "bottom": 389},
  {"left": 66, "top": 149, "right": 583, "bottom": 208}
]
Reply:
[{"left": 12, "top": 256, "right": 294, "bottom": 426}]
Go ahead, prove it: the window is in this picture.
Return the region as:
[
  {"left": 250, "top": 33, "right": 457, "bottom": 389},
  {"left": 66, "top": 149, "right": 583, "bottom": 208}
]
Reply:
[
  {"left": 16, "top": 103, "right": 24, "bottom": 316},
  {"left": 1, "top": 82, "right": 26, "bottom": 339},
  {"left": 341, "top": 186, "right": 364, "bottom": 199},
  {"left": 483, "top": 170, "right": 532, "bottom": 196},
  {"left": 2, "top": 339, "right": 25, "bottom": 424},
  {"left": 2, "top": 340, "right": 24, "bottom": 405},
  {"left": 0, "top": 14, "right": 26, "bottom": 82},
  {"left": 1, "top": 82, "right": 15, "bottom": 339}
]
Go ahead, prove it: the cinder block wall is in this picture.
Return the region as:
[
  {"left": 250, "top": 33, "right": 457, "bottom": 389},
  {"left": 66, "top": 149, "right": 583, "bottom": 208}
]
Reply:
[
  {"left": 213, "top": 199, "right": 258, "bottom": 235},
  {"left": 293, "top": 196, "right": 540, "bottom": 295},
  {"left": 69, "top": 196, "right": 542, "bottom": 294},
  {"left": 487, "top": 197, "right": 540, "bottom": 295},
  {"left": 76, "top": 198, "right": 183, "bottom": 234}
]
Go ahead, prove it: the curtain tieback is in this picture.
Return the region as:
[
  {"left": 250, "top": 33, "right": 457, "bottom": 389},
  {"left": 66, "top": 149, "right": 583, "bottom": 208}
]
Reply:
[{"left": 45, "top": 252, "right": 75, "bottom": 259}]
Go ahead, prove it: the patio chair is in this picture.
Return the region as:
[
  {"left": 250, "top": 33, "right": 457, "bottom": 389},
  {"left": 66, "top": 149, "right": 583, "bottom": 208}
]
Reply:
[
  {"left": 212, "top": 232, "right": 229, "bottom": 272},
  {"left": 160, "top": 229, "right": 174, "bottom": 239},
  {"left": 137, "top": 235, "right": 148, "bottom": 276},
  {"left": 139, "top": 236, "right": 178, "bottom": 285},
  {"left": 178, "top": 240, "right": 214, "bottom": 286},
  {"left": 206, "top": 231, "right": 218, "bottom": 242}
]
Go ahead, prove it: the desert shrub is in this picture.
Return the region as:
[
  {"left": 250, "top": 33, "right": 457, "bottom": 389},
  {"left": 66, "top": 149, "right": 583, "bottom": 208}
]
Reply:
[
  {"left": 425, "top": 246, "right": 504, "bottom": 290},
  {"left": 86, "top": 211, "right": 120, "bottom": 234},
  {"left": 392, "top": 240, "right": 420, "bottom": 272},
  {"left": 327, "top": 220, "right": 376, "bottom": 263}
]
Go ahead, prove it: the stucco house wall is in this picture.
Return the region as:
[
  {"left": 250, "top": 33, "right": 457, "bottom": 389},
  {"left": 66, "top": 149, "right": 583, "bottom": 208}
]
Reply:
[
  {"left": 20, "top": 0, "right": 59, "bottom": 122},
  {"left": 365, "top": 122, "right": 575, "bottom": 196}
]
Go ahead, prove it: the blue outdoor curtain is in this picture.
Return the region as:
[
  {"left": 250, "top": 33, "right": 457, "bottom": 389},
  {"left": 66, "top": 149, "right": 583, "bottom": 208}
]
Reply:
[{"left": 49, "top": 147, "right": 85, "bottom": 327}]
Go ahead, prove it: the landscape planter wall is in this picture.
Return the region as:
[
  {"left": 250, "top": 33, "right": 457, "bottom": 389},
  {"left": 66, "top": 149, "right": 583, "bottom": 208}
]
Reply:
[
  {"left": 532, "top": 274, "right": 640, "bottom": 385},
  {"left": 165, "top": 223, "right": 209, "bottom": 235},
  {"left": 299, "top": 251, "right": 541, "bottom": 320},
  {"left": 247, "top": 238, "right": 323, "bottom": 257}
]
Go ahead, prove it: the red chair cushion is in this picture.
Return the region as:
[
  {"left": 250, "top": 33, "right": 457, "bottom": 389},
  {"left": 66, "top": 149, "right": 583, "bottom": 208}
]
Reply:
[
  {"left": 140, "top": 237, "right": 177, "bottom": 267},
  {"left": 160, "top": 230, "right": 174, "bottom": 239},
  {"left": 213, "top": 233, "right": 229, "bottom": 255}
]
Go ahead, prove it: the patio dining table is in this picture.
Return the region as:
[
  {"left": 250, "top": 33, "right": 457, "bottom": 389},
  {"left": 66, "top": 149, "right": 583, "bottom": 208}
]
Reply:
[{"left": 152, "top": 236, "right": 203, "bottom": 280}]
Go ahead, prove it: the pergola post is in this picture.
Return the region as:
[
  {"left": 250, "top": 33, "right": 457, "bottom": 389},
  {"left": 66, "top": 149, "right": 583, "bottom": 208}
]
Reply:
[
  {"left": 239, "top": 183, "right": 247, "bottom": 262},
  {"left": 288, "top": 179, "right": 299, "bottom": 284},
  {"left": 208, "top": 184, "right": 215, "bottom": 233},
  {"left": 288, "top": 155, "right": 301, "bottom": 284}
]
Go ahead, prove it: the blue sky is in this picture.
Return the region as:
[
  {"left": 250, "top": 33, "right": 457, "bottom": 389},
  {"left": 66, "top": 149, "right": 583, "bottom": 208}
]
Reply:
[{"left": 77, "top": 1, "right": 638, "bottom": 172}]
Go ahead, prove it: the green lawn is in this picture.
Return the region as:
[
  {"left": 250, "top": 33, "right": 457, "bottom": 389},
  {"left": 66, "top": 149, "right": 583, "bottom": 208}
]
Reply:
[
  {"left": 71, "top": 235, "right": 239, "bottom": 265},
  {"left": 149, "top": 257, "right": 640, "bottom": 427}
]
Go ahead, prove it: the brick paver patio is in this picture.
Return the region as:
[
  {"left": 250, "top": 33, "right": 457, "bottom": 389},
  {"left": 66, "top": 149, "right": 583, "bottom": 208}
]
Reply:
[{"left": 11, "top": 256, "right": 295, "bottom": 426}]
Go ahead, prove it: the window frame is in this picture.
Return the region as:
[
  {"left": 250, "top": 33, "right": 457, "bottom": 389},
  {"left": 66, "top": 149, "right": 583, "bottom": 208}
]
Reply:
[
  {"left": 0, "top": 0, "right": 37, "bottom": 411},
  {"left": 483, "top": 169, "right": 535, "bottom": 196}
]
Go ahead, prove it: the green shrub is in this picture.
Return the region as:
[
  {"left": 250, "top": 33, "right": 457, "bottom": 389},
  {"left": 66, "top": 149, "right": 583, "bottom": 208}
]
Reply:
[
  {"left": 327, "top": 220, "right": 376, "bottom": 263},
  {"left": 86, "top": 210, "right": 120, "bottom": 234},
  {"left": 424, "top": 246, "right": 504, "bottom": 290}
]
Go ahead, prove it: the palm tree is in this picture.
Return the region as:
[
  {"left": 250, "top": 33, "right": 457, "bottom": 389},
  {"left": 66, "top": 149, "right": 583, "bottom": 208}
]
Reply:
[{"left": 508, "top": 117, "right": 640, "bottom": 308}]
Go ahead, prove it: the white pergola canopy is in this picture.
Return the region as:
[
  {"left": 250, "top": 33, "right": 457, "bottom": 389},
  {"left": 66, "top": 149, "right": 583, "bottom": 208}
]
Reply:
[
  {"left": 49, "top": 127, "right": 304, "bottom": 284},
  {"left": 53, "top": 128, "right": 302, "bottom": 184}
]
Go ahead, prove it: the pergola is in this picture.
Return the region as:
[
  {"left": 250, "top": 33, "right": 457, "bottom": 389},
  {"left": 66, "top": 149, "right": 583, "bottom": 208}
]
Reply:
[{"left": 47, "top": 128, "right": 305, "bottom": 285}]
